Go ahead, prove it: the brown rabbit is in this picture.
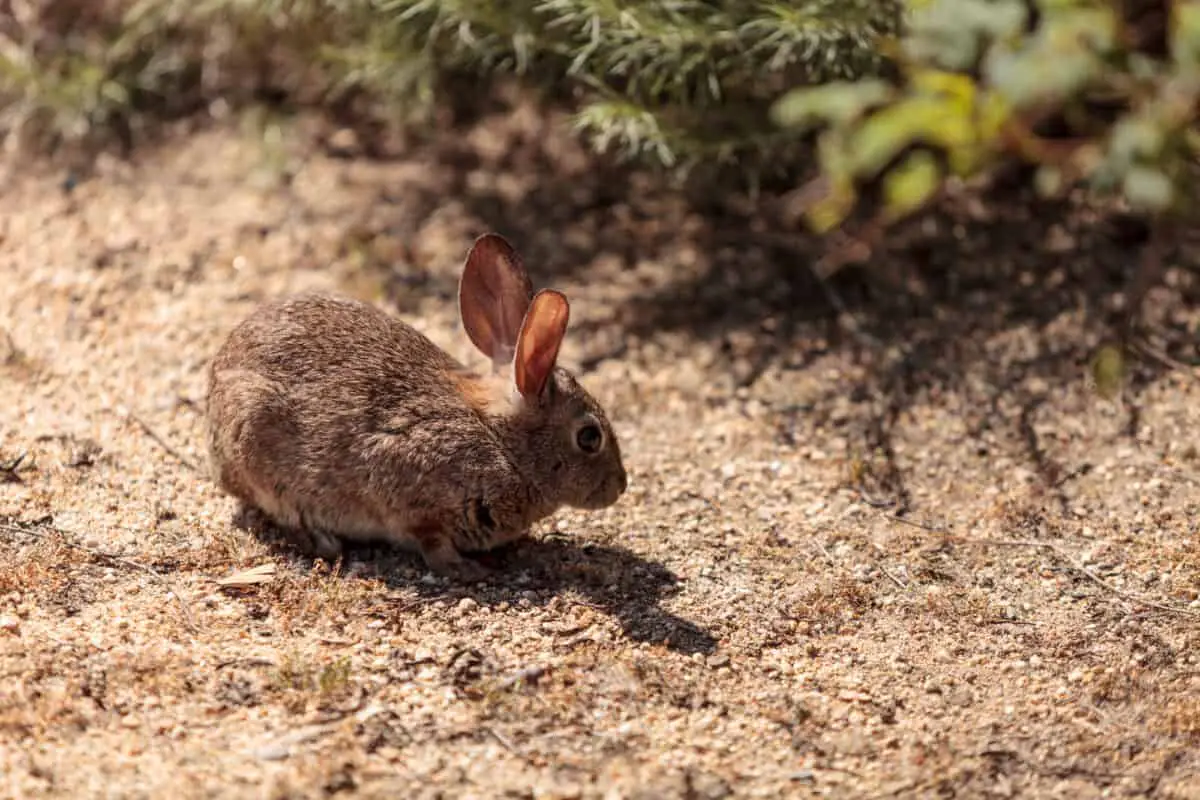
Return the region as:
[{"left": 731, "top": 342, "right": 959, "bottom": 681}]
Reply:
[{"left": 205, "top": 233, "right": 627, "bottom": 580}]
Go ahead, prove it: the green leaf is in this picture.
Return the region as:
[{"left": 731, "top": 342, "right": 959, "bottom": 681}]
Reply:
[
  {"left": 903, "top": 0, "right": 1027, "bottom": 71},
  {"left": 1034, "top": 165, "right": 1063, "bottom": 197},
  {"left": 882, "top": 149, "right": 941, "bottom": 219},
  {"left": 1172, "top": 3, "right": 1200, "bottom": 69},
  {"left": 1090, "top": 344, "right": 1125, "bottom": 400},
  {"left": 849, "top": 95, "right": 969, "bottom": 177},
  {"left": 1122, "top": 165, "right": 1174, "bottom": 212},
  {"left": 806, "top": 178, "right": 857, "bottom": 233},
  {"left": 1108, "top": 115, "right": 1165, "bottom": 169},
  {"left": 984, "top": 7, "right": 1115, "bottom": 108},
  {"left": 770, "top": 80, "right": 891, "bottom": 131}
]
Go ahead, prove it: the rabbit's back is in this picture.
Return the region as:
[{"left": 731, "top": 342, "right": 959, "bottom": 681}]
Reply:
[
  {"left": 212, "top": 293, "right": 456, "bottom": 391},
  {"left": 205, "top": 293, "right": 506, "bottom": 545}
]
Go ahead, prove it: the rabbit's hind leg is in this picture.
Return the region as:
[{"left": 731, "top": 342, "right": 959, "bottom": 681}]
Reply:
[{"left": 230, "top": 502, "right": 345, "bottom": 563}]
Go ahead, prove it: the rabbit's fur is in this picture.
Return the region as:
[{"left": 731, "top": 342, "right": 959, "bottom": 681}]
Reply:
[{"left": 205, "top": 234, "right": 627, "bottom": 579}]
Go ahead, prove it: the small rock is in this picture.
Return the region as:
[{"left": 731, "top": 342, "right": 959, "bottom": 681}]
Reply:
[
  {"left": 534, "top": 782, "right": 584, "bottom": 800},
  {"left": 252, "top": 742, "right": 291, "bottom": 761},
  {"left": 324, "top": 769, "right": 357, "bottom": 794},
  {"left": 1045, "top": 224, "right": 1076, "bottom": 253},
  {"left": 0, "top": 615, "right": 19, "bottom": 635},
  {"left": 455, "top": 597, "right": 478, "bottom": 616},
  {"left": 688, "top": 771, "right": 732, "bottom": 799},
  {"left": 326, "top": 128, "right": 361, "bottom": 157},
  {"left": 65, "top": 437, "right": 101, "bottom": 467}
]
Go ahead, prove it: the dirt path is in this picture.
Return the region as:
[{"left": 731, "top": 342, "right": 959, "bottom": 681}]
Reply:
[{"left": 2, "top": 104, "right": 1199, "bottom": 799}]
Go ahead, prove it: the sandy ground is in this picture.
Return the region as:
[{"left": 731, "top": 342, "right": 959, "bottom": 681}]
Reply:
[{"left": 1, "top": 98, "right": 1200, "bottom": 799}]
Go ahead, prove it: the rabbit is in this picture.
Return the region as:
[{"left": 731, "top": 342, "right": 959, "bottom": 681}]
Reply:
[{"left": 204, "top": 233, "right": 627, "bottom": 580}]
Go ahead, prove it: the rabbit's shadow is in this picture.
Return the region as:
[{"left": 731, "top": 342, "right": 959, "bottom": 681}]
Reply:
[{"left": 233, "top": 507, "right": 717, "bottom": 656}]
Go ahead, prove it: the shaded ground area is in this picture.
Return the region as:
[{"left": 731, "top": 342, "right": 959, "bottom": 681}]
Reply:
[{"left": 2, "top": 95, "right": 1200, "bottom": 799}]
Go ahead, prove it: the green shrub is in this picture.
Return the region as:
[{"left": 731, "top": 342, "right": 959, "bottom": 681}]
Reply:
[
  {"left": 772, "top": 0, "right": 1200, "bottom": 231},
  {"left": 0, "top": 0, "right": 904, "bottom": 169}
]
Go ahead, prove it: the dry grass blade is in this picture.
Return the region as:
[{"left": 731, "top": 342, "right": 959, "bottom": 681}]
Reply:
[
  {"left": 0, "top": 520, "right": 199, "bottom": 633},
  {"left": 216, "top": 563, "right": 278, "bottom": 589}
]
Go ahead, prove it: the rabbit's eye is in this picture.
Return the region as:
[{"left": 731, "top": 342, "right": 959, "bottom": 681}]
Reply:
[{"left": 575, "top": 423, "right": 604, "bottom": 454}]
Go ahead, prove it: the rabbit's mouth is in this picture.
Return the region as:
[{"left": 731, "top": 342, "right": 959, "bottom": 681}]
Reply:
[{"left": 577, "top": 470, "right": 627, "bottom": 509}]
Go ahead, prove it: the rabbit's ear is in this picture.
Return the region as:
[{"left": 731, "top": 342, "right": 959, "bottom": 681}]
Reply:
[
  {"left": 458, "top": 233, "right": 535, "bottom": 366},
  {"left": 514, "top": 289, "right": 569, "bottom": 400}
]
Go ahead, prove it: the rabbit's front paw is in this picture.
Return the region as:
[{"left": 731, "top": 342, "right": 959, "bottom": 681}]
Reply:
[
  {"left": 419, "top": 538, "right": 489, "bottom": 583},
  {"left": 293, "top": 526, "right": 344, "bottom": 562}
]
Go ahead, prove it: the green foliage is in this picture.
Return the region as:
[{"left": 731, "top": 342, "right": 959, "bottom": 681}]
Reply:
[
  {"left": 774, "top": 0, "right": 1200, "bottom": 231},
  {"left": 0, "top": 0, "right": 903, "bottom": 169},
  {"left": 1090, "top": 343, "right": 1127, "bottom": 400}
]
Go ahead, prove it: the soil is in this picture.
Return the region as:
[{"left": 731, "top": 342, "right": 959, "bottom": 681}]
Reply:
[{"left": 1, "top": 95, "right": 1199, "bottom": 799}]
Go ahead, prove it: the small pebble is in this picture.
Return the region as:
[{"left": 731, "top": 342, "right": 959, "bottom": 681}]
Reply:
[{"left": 455, "top": 597, "right": 478, "bottom": 615}]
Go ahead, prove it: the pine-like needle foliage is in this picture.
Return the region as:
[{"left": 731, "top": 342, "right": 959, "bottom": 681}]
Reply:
[{"left": 377, "top": 0, "right": 904, "bottom": 166}]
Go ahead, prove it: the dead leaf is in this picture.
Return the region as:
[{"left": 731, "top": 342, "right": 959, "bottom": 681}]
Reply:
[{"left": 217, "top": 563, "right": 278, "bottom": 589}]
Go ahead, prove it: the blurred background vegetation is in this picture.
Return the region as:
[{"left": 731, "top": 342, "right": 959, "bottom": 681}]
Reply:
[
  {"left": 0, "top": 0, "right": 903, "bottom": 168},
  {"left": 1, "top": 0, "right": 1196, "bottom": 255}
]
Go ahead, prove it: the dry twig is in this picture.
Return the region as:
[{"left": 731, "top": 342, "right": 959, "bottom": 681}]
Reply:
[
  {"left": 128, "top": 412, "right": 198, "bottom": 471},
  {"left": 493, "top": 665, "right": 548, "bottom": 693},
  {"left": 486, "top": 727, "right": 518, "bottom": 754},
  {"left": 1130, "top": 337, "right": 1200, "bottom": 378},
  {"left": 970, "top": 537, "right": 1200, "bottom": 620},
  {"left": 0, "top": 452, "right": 27, "bottom": 482}
]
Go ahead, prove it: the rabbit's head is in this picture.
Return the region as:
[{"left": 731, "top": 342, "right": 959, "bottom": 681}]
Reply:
[{"left": 458, "top": 234, "right": 627, "bottom": 511}]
